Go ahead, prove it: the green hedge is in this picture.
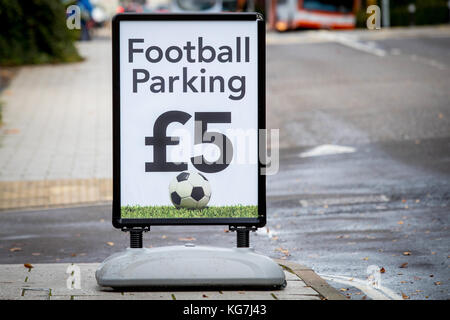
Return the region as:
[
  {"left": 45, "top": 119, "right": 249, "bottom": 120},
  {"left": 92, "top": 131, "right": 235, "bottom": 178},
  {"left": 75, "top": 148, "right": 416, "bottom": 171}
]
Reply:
[{"left": 0, "top": 0, "right": 82, "bottom": 66}]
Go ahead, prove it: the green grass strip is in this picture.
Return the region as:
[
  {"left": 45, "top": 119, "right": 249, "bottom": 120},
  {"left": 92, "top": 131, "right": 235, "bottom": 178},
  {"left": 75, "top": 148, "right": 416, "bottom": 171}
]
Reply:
[{"left": 121, "top": 205, "right": 258, "bottom": 219}]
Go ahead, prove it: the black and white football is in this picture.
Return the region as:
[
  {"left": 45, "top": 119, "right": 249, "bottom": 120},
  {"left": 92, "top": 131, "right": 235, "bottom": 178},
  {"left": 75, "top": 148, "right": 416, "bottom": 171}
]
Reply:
[{"left": 169, "top": 171, "right": 211, "bottom": 209}]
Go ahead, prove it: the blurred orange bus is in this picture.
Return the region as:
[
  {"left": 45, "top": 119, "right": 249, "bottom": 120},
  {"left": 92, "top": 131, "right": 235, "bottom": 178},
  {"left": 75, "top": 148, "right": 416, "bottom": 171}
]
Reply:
[{"left": 272, "top": 0, "right": 359, "bottom": 31}]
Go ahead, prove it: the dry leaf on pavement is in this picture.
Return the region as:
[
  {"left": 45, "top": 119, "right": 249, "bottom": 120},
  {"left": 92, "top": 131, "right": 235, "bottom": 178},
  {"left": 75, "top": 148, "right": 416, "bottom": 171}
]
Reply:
[
  {"left": 106, "top": 242, "right": 114, "bottom": 246},
  {"left": 403, "top": 251, "right": 411, "bottom": 256},
  {"left": 179, "top": 237, "right": 196, "bottom": 241},
  {"left": 9, "top": 247, "right": 22, "bottom": 252},
  {"left": 380, "top": 267, "right": 386, "bottom": 273},
  {"left": 24, "top": 263, "right": 33, "bottom": 269},
  {"left": 275, "top": 248, "right": 290, "bottom": 256},
  {"left": 400, "top": 262, "right": 408, "bottom": 268},
  {"left": 401, "top": 293, "right": 410, "bottom": 300}
]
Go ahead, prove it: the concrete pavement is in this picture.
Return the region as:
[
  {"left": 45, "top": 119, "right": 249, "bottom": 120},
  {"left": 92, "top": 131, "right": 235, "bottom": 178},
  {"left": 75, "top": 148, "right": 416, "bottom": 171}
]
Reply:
[
  {"left": 0, "top": 38, "right": 112, "bottom": 210},
  {"left": 0, "top": 260, "right": 345, "bottom": 300}
]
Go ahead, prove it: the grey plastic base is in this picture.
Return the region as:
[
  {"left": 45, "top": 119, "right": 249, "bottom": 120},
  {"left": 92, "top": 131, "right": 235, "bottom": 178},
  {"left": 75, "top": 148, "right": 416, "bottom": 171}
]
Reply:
[{"left": 95, "top": 245, "right": 286, "bottom": 289}]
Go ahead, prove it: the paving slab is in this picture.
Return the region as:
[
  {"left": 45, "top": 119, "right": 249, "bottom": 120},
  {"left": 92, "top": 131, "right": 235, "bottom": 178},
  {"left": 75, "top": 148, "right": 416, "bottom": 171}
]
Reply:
[{"left": 0, "top": 261, "right": 344, "bottom": 300}]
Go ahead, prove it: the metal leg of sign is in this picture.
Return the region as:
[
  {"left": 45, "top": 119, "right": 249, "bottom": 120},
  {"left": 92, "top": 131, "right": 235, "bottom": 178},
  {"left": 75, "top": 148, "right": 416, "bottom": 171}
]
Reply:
[
  {"left": 95, "top": 226, "right": 286, "bottom": 289},
  {"left": 230, "top": 225, "right": 255, "bottom": 248},
  {"left": 129, "top": 228, "right": 144, "bottom": 248}
]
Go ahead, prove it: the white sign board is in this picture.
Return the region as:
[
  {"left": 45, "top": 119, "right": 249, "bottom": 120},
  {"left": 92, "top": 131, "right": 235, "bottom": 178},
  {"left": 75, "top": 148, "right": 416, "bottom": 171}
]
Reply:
[{"left": 112, "top": 14, "right": 265, "bottom": 226}]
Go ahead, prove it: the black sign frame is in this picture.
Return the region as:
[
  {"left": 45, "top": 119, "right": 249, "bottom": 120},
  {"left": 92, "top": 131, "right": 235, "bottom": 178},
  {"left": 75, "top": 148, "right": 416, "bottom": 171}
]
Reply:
[{"left": 112, "top": 13, "right": 266, "bottom": 229}]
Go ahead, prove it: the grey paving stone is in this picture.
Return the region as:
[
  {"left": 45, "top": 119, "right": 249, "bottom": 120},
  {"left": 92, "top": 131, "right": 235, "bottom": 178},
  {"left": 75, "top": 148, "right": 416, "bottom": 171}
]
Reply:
[
  {"left": 0, "top": 40, "right": 112, "bottom": 182},
  {"left": 0, "top": 263, "right": 323, "bottom": 300}
]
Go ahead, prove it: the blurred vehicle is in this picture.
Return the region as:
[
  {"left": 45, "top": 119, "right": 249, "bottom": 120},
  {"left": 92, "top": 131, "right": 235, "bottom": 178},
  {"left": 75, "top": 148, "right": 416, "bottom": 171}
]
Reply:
[
  {"left": 170, "top": 0, "right": 244, "bottom": 13},
  {"left": 91, "top": 2, "right": 108, "bottom": 27},
  {"left": 117, "top": 0, "right": 150, "bottom": 13},
  {"left": 272, "top": 0, "right": 359, "bottom": 31}
]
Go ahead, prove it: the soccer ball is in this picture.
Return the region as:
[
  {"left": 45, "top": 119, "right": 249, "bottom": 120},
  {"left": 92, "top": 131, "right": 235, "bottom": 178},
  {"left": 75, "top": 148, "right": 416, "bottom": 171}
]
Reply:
[{"left": 169, "top": 171, "right": 211, "bottom": 209}]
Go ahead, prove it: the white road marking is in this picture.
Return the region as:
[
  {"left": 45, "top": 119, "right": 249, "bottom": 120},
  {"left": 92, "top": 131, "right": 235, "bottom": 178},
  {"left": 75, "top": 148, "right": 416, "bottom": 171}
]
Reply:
[
  {"left": 299, "top": 144, "right": 356, "bottom": 158},
  {"left": 320, "top": 274, "right": 403, "bottom": 300},
  {"left": 410, "top": 54, "right": 448, "bottom": 70},
  {"left": 326, "top": 33, "right": 387, "bottom": 57},
  {"left": 267, "top": 31, "right": 387, "bottom": 57}
]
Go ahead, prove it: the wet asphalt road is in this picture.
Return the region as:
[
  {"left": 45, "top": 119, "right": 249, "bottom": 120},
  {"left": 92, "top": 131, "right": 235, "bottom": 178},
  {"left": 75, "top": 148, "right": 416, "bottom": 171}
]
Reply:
[{"left": 1, "top": 29, "right": 449, "bottom": 300}]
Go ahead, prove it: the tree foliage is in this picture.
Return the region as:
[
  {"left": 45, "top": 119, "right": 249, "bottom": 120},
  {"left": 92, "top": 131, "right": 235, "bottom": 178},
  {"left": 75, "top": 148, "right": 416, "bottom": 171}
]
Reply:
[{"left": 0, "top": 0, "right": 81, "bottom": 66}]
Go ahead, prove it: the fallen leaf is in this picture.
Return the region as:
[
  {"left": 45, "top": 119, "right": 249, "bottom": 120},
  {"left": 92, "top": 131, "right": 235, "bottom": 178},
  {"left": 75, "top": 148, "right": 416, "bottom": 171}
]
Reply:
[
  {"left": 362, "top": 295, "right": 367, "bottom": 300},
  {"left": 71, "top": 253, "right": 77, "bottom": 257},
  {"left": 24, "top": 263, "right": 33, "bottom": 269},
  {"left": 380, "top": 267, "right": 386, "bottom": 273},
  {"left": 340, "top": 288, "right": 348, "bottom": 292},
  {"left": 106, "top": 242, "right": 114, "bottom": 246},
  {"left": 400, "top": 263, "right": 408, "bottom": 268},
  {"left": 275, "top": 247, "right": 290, "bottom": 256},
  {"left": 178, "top": 237, "right": 196, "bottom": 241},
  {"left": 397, "top": 220, "right": 404, "bottom": 225},
  {"left": 202, "top": 294, "right": 208, "bottom": 298},
  {"left": 363, "top": 257, "right": 369, "bottom": 261},
  {"left": 403, "top": 251, "right": 411, "bottom": 256},
  {"left": 401, "top": 293, "right": 410, "bottom": 300},
  {"left": 9, "top": 247, "right": 22, "bottom": 252},
  {"left": 431, "top": 252, "right": 436, "bottom": 255},
  {"left": 434, "top": 281, "right": 441, "bottom": 286},
  {"left": 401, "top": 199, "right": 406, "bottom": 203},
  {"left": 4, "top": 128, "right": 20, "bottom": 134},
  {"left": 223, "top": 229, "right": 229, "bottom": 233}
]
